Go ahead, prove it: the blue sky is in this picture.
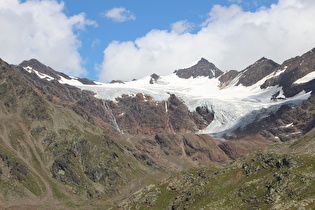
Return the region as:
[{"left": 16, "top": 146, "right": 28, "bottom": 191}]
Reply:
[
  {"left": 62, "top": 0, "right": 278, "bottom": 80},
  {"left": 1, "top": 0, "right": 315, "bottom": 81}
]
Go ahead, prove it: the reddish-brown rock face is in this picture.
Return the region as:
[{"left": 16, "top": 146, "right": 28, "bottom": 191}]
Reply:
[{"left": 106, "top": 93, "right": 213, "bottom": 135}]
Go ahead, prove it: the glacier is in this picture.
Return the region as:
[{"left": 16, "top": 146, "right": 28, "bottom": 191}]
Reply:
[{"left": 73, "top": 72, "right": 311, "bottom": 139}]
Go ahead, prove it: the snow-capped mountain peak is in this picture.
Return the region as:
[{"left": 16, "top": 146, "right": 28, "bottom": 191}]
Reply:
[
  {"left": 174, "top": 57, "right": 223, "bottom": 79},
  {"left": 19, "top": 59, "right": 97, "bottom": 86}
]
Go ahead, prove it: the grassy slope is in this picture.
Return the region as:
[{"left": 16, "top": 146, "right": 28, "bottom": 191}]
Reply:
[{"left": 121, "top": 128, "right": 315, "bottom": 209}]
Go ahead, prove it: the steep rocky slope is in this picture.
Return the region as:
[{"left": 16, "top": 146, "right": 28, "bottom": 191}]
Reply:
[
  {"left": 236, "top": 92, "right": 315, "bottom": 142},
  {"left": 0, "top": 59, "right": 164, "bottom": 209},
  {"left": 104, "top": 93, "right": 213, "bottom": 135},
  {"left": 236, "top": 57, "right": 279, "bottom": 87},
  {"left": 129, "top": 133, "right": 269, "bottom": 171},
  {"left": 261, "top": 48, "right": 315, "bottom": 97},
  {"left": 219, "top": 57, "right": 279, "bottom": 87},
  {"left": 13, "top": 61, "right": 120, "bottom": 137},
  {"left": 235, "top": 48, "right": 315, "bottom": 142},
  {"left": 20, "top": 59, "right": 96, "bottom": 85}
]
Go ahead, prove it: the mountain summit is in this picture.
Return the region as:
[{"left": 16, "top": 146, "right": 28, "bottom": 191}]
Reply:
[
  {"left": 236, "top": 57, "right": 279, "bottom": 86},
  {"left": 174, "top": 58, "right": 223, "bottom": 79},
  {"left": 18, "top": 59, "right": 96, "bottom": 85},
  {"left": 19, "top": 58, "right": 71, "bottom": 80}
]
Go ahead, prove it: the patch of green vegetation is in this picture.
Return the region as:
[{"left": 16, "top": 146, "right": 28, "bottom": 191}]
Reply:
[
  {"left": 30, "top": 126, "right": 47, "bottom": 141},
  {"left": 42, "top": 131, "right": 57, "bottom": 149},
  {"left": 0, "top": 142, "right": 45, "bottom": 198},
  {"left": 0, "top": 180, "right": 27, "bottom": 198},
  {"left": 1, "top": 91, "right": 18, "bottom": 113},
  {"left": 0, "top": 122, "right": 4, "bottom": 133},
  {"left": 121, "top": 151, "right": 315, "bottom": 210},
  {"left": 25, "top": 145, "right": 47, "bottom": 196},
  {"left": 44, "top": 126, "right": 127, "bottom": 197},
  {"left": 49, "top": 180, "right": 68, "bottom": 200},
  {"left": 290, "top": 127, "right": 315, "bottom": 150},
  {"left": 153, "top": 184, "right": 177, "bottom": 208},
  {"left": 18, "top": 91, "right": 52, "bottom": 127},
  {"left": 34, "top": 145, "right": 45, "bottom": 166},
  {"left": 8, "top": 126, "right": 25, "bottom": 151},
  {"left": 21, "top": 173, "right": 45, "bottom": 197},
  {"left": 27, "top": 145, "right": 41, "bottom": 170}
]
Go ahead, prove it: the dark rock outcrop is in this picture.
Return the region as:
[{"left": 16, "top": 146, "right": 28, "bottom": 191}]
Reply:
[
  {"left": 20, "top": 59, "right": 71, "bottom": 80},
  {"left": 190, "top": 106, "right": 214, "bottom": 130},
  {"left": 261, "top": 48, "right": 315, "bottom": 97},
  {"left": 219, "top": 70, "right": 239, "bottom": 87},
  {"left": 149, "top": 73, "right": 160, "bottom": 84},
  {"left": 19, "top": 59, "right": 96, "bottom": 85},
  {"left": 110, "top": 80, "right": 125, "bottom": 84},
  {"left": 174, "top": 58, "right": 223, "bottom": 79},
  {"left": 236, "top": 57, "right": 279, "bottom": 86},
  {"left": 77, "top": 77, "right": 97, "bottom": 85}
]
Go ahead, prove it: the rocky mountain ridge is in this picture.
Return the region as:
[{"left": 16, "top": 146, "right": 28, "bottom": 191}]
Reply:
[
  {"left": 174, "top": 57, "right": 224, "bottom": 79},
  {"left": 19, "top": 59, "right": 96, "bottom": 85},
  {"left": 219, "top": 57, "right": 280, "bottom": 87}
]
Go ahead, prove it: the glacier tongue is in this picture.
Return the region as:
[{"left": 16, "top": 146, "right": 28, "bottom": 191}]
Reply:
[
  {"left": 74, "top": 74, "right": 311, "bottom": 139},
  {"left": 194, "top": 90, "right": 310, "bottom": 139}
]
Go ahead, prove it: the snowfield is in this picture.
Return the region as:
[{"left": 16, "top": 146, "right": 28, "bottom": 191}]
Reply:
[{"left": 294, "top": 71, "right": 315, "bottom": 84}]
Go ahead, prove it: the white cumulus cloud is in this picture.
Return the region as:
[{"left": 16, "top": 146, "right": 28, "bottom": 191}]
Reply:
[
  {"left": 104, "top": 7, "right": 136, "bottom": 22},
  {"left": 99, "top": 0, "right": 315, "bottom": 82},
  {"left": 0, "top": 0, "right": 95, "bottom": 76},
  {"left": 171, "top": 20, "right": 194, "bottom": 34}
]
